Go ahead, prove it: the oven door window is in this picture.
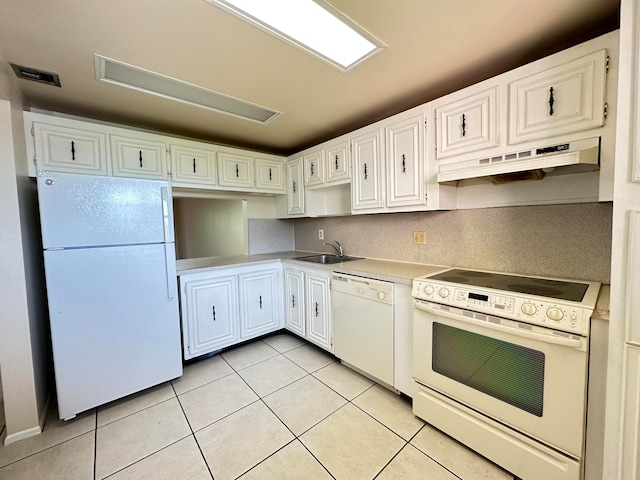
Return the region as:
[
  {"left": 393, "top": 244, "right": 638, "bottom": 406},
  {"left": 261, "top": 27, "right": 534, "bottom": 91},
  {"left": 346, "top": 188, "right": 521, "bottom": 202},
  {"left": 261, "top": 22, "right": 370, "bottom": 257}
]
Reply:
[{"left": 432, "top": 322, "right": 545, "bottom": 417}]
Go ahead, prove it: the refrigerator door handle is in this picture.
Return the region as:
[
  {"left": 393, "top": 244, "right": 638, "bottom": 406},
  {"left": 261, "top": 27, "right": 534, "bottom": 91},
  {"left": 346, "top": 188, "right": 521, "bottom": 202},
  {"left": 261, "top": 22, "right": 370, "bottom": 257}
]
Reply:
[
  {"left": 161, "top": 186, "right": 173, "bottom": 243},
  {"left": 164, "top": 244, "right": 177, "bottom": 299}
]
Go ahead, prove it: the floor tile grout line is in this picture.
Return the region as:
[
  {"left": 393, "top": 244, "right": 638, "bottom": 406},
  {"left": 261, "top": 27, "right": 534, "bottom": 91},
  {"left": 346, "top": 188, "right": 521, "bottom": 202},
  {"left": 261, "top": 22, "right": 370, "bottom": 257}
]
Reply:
[
  {"left": 407, "top": 424, "right": 465, "bottom": 480},
  {"left": 95, "top": 394, "right": 177, "bottom": 430},
  {"left": 171, "top": 368, "right": 237, "bottom": 397},
  {"left": 98, "top": 434, "right": 195, "bottom": 480},
  {"left": 371, "top": 441, "right": 410, "bottom": 480}
]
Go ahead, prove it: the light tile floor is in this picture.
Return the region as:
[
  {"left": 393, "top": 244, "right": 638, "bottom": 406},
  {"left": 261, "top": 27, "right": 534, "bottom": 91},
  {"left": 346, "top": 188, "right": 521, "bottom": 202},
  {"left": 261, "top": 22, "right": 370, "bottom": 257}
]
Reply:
[{"left": 0, "top": 333, "right": 515, "bottom": 479}]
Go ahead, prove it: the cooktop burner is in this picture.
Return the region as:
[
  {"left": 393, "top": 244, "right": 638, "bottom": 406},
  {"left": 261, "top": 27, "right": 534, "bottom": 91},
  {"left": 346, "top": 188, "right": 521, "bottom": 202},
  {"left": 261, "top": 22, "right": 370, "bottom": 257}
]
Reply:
[{"left": 428, "top": 269, "right": 589, "bottom": 302}]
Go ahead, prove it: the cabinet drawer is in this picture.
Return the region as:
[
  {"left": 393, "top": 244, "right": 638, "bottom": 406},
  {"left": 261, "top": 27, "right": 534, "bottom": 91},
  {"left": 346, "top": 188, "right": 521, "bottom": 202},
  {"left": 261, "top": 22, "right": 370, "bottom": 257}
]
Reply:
[
  {"left": 218, "top": 152, "right": 254, "bottom": 188},
  {"left": 435, "top": 87, "right": 498, "bottom": 160},
  {"left": 508, "top": 49, "right": 607, "bottom": 144},
  {"left": 111, "top": 135, "right": 168, "bottom": 179},
  {"left": 34, "top": 122, "right": 108, "bottom": 175},
  {"left": 170, "top": 144, "right": 217, "bottom": 185}
]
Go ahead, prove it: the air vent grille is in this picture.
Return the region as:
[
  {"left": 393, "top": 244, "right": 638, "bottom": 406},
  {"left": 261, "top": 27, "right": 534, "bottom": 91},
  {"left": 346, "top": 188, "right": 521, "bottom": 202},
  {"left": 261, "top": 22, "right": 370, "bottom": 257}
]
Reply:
[{"left": 10, "top": 64, "right": 61, "bottom": 87}]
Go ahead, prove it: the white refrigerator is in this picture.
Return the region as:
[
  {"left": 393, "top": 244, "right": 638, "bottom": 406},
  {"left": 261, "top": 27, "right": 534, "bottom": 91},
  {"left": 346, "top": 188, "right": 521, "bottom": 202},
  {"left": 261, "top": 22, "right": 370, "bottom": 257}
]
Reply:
[{"left": 38, "top": 171, "right": 182, "bottom": 420}]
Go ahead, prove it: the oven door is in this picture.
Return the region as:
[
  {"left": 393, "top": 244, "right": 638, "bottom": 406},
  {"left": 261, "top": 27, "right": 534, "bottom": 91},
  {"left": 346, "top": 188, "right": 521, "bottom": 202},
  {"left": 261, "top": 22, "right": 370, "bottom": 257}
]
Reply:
[{"left": 413, "top": 299, "right": 588, "bottom": 458}]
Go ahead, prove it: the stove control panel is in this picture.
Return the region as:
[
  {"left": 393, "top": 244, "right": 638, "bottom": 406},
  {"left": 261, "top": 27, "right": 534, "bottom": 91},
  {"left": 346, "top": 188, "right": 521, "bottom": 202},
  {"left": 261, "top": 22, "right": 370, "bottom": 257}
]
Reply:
[{"left": 412, "top": 278, "right": 590, "bottom": 336}]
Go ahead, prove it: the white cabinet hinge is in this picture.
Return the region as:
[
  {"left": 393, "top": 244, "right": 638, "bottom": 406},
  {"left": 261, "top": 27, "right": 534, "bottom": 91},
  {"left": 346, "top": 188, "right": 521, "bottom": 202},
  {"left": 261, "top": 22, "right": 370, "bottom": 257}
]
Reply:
[
  {"left": 30, "top": 125, "right": 34, "bottom": 137},
  {"left": 606, "top": 55, "right": 610, "bottom": 74},
  {"left": 604, "top": 102, "right": 609, "bottom": 119}
]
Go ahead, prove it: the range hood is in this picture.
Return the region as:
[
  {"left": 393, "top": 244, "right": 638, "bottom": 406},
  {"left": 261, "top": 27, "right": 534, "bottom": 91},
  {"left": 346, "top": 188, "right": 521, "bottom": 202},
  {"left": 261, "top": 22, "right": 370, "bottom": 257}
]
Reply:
[{"left": 437, "top": 137, "right": 600, "bottom": 183}]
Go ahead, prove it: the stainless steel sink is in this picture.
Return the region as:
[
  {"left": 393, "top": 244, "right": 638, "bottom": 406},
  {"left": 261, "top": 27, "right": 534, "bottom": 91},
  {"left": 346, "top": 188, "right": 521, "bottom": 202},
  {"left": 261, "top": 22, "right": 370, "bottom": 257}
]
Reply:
[{"left": 294, "top": 254, "right": 363, "bottom": 265}]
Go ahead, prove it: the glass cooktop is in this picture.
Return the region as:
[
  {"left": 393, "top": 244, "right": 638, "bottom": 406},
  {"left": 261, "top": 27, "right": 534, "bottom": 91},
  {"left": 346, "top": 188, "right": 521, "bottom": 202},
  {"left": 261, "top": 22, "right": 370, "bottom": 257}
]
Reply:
[{"left": 428, "top": 269, "right": 589, "bottom": 302}]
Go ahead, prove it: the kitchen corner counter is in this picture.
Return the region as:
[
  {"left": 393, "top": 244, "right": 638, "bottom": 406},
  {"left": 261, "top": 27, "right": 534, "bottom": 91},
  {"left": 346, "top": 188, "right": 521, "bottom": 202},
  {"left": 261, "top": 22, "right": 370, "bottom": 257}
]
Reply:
[{"left": 176, "top": 251, "right": 448, "bottom": 285}]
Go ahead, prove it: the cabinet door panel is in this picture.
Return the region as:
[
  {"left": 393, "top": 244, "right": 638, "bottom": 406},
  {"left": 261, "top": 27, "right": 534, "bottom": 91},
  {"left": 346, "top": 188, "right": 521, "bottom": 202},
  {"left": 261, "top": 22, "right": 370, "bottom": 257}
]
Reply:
[
  {"left": 305, "top": 273, "right": 331, "bottom": 351},
  {"left": 181, "top": 275, "right": 238, "bottom": 360},
  {"left": 325, "top": 139, "right": 350, "bottom": 183},
  {"left": 111, "top": 135, "right": 167, "bottom": 179},
  {"left": 508, "top": 49, "right": 607, "bottom": 144},
  {"left": 435, "top": 87, "right": 498, "bottom": 160},
  {"left": 171, "top": 144, "right": 217, "bottom": 185},
  {"left": 34, "top": 122, "right": 108, "bottom": 175},
  {"left": 284, "top": 269, "right": 305, "bottom": 336},
  {"left": 255, "top": 157, "right": 285, "bottom": 192},
  {"left": 386, "top": 114, "right": 425, "bottom": 207},
  {"left": 351, "top": 128, "right": 384, "bottom": 211},
  {"left": 287, "top": 157, "right": 305, "bottom": 215},
  {"left": 239, "top": 269, "right": 280, "bottom": 339},
  {"left": 304, "top": 149, "right": 325, "bottom": 186},
  {"left": 218, "top": 152, "right": 254, "bottom": 188}
]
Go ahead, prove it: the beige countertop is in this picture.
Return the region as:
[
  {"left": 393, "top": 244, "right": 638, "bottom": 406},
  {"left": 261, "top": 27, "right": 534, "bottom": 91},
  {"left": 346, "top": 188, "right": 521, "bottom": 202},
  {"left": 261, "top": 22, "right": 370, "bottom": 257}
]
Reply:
[
  {"left": 176, "top": 251, "right": 449, "bottom": 285},
  {"left": 592, "top": 284, "right": 610, "bottom": 321}
]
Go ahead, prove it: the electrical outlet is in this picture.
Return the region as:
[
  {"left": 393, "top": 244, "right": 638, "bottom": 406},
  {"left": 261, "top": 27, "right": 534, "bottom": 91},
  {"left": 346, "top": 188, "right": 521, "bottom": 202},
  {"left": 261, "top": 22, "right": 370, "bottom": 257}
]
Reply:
[
  {"left": 413, "top": 231, "right": 426, "bottom": 245},
  {"left": 318, "top": 229, "right": 324, "bottom": 240}
]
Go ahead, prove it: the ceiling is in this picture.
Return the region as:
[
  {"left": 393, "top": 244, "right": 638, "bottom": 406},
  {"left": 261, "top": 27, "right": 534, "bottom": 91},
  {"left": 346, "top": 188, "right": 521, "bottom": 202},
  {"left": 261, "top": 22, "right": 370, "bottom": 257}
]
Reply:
[{"left": 0, "top": 0, "right": 620, "bottom": 156}]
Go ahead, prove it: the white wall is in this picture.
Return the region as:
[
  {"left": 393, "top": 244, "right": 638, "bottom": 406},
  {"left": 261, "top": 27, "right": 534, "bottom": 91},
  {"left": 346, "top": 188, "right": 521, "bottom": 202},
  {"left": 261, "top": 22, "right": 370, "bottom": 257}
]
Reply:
[{"left": 0, "top": 57, "right": 50, "bottom": 443}]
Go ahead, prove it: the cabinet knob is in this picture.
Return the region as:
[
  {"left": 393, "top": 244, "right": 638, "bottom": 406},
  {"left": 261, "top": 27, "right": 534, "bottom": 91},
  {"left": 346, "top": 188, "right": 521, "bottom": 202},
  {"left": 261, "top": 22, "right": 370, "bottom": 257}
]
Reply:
[
  {"left": 401, "top": 154, "right": 406, "bottom": 173},
  {"left": 259, "top": 295, "right": 263, "bottom": 309},
  {"left": 549, "top": 86, "right": 555, "bottom": 116},
  {"left": 292, "top": 180, "right": 296, "bottom": 193},
  {"left": 461, "top": 113, "right": 466, "bottom": 137},
  {"left": 315, "top": 302, "right": 319, "bottom": 317},
  {"left": 193, "top": 158, "right": 196, "bottom": 173},
  {"left": 71, "top": 141, "right": 76, "bottom": 161},
  {"left": 212, "top": 305, "right": 216, "bottom": 322},
  {"left": 236, "top": 163, "right": 239, "bottom": 177},
  {"left": 310, "top": 162, "right": 314, "bottom": 176},
  {"left": 139, "top": 150, "right": 143, "bottom": 168},
  {"left": 292, "top": 294, "right": 295, "bottom": 308},
  {"left": 335, "top": 154, "right": 339, "bottom": 170},
  {"left": 364, "top": 163, "right": 368, "bottom": 180},
  {"left": 269, "top": 167, "right": 272, "bottom": 181}
]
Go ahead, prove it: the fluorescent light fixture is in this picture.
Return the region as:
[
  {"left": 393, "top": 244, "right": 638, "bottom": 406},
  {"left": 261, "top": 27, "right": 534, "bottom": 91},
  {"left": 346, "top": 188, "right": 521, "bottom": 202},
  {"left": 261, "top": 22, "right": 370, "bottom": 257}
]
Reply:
[
  {"left": 94, "top": 55, "right": 280, "bottom": 124},
  {"left": 206, "top": 0, "right": 385, "bottom": 71}
]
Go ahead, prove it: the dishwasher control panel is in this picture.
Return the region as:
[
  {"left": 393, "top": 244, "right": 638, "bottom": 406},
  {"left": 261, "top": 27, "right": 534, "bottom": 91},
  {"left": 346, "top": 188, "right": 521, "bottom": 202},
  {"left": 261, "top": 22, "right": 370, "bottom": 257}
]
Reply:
[{"left": 332, "top": 273, "right": 394, "bottom": 305}]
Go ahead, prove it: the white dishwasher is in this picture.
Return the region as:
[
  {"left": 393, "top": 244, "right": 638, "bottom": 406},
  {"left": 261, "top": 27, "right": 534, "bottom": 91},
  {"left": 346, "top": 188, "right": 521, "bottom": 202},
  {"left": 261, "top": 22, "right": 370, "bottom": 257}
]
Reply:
[{"left": 331, "top": 273, "right": 394, "bottom": 386}]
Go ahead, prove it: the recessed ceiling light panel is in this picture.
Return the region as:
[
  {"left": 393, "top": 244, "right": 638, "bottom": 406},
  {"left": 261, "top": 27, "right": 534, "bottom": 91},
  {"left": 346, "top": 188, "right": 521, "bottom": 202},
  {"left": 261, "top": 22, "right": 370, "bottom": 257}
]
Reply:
[
  {"left": 205, "top": 0, "right": 385, "bottom": 71},
  {"left": 94, "top": 55, "right": 280, "bottom": 124}
]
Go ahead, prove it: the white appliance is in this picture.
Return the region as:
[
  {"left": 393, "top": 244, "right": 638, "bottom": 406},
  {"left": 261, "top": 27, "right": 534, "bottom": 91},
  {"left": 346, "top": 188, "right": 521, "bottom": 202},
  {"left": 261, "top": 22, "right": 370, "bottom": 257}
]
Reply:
[
  {"left": 411, "top": 268, "right": 600, "bottom": 480},
  {"left": 332, "top": 273, "right": 394, "bottom": 386},
  {"left": 38, "top": 171, "right": 182, "bottom": 420}
]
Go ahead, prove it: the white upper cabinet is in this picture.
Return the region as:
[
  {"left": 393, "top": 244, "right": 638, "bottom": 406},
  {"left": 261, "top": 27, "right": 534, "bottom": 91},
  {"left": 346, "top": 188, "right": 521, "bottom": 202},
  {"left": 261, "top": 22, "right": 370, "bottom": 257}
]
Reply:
[
  {"left": 170, "top": 142, "right": 217, "bottom": 186},
  {"left": 287, "top": 156, "right": 305, "bottom": 215},
  {"left": 255, "top": 156, "right": 285, "bottom": 193},
  {"left": 435, "top": 86, "right": 499, "bottom": 160},
  {"left": 304, "top": 148, "right": 325, "bottom": 186},
  {"left": 110, "top": 133, "right": 168, "bottom": 180},
  {"left": 351, "top": 126, "right": 385, "bottom": 211},
  {"left": 217, "top": 150, "right": 254, "bottom": 189},
  {"left": 325, "top": 138, "right": 351, "bottom": 183},
  {"left": 32, "top": 121, "right": 109, "bottom": 175},
  {"left": 386, "top": 112, "right": 426, "bottom": 207},
  {"left": 508, "top": 49, "right": 608, "bottom": 145}
]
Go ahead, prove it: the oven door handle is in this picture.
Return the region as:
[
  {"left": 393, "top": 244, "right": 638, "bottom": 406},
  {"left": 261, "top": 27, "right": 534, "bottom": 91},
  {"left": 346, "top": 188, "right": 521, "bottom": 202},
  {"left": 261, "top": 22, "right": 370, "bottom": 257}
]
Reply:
[{"left": 414, "top": 301, "right": 585, "bottom": 349}]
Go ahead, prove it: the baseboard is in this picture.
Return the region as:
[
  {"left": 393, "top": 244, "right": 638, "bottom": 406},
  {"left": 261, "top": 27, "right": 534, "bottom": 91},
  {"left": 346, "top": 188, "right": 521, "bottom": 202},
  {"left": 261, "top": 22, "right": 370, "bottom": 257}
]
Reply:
[{"left": 3, "top": 392, "right": 50, "bottom": 446}]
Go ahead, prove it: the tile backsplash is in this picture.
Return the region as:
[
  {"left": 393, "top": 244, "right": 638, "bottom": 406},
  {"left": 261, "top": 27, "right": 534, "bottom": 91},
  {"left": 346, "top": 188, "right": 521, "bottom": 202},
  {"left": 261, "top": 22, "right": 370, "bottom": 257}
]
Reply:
[{"left": 293, "top": 203, "right": 612, "bottom": 283}]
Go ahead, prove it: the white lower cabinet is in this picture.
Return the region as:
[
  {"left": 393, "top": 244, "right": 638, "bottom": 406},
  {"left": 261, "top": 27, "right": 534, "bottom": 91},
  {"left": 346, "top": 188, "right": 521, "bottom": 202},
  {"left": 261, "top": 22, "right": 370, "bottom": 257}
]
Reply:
[
  {"left": 284, "top": 266, "right": 332, "bottom": 352},
  {"left": 179, "top": 273, "right": 239, "bottom": 360},
  {"left": 284, "top": 268, "right": 305, "bottom": 336},
  {"left": 179, "top": 263, "right": 282, "bottom": 360},
  {"left": 239, "top": 268, "right": 281, "bottom": 339}
]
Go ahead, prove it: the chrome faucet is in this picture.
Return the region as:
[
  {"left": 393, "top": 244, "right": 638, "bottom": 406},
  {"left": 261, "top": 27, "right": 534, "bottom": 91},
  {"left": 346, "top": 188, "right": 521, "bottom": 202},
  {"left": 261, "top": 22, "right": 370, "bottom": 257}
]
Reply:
[{"left": 323, "top": 240, "right": 344, "bottom": 257}]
